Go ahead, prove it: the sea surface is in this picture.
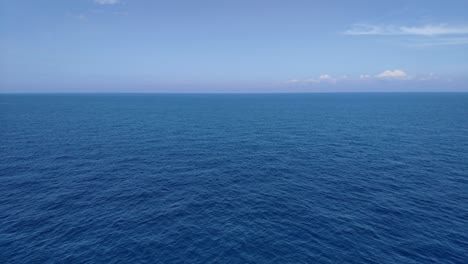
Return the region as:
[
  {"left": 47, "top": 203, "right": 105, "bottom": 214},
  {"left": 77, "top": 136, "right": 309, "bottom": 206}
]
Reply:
[{"left": 1, "top": 93, "right": 467, "bottom": 263}]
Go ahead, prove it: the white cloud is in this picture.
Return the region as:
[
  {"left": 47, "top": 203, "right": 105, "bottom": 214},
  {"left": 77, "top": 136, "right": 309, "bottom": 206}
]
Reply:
[
  {"left": 94, "top": 0, "right": 119, "bottom": 5},
  {"left": 400, "top": 25, "right": 468, "bottom": 36},
  {"left": 286, "top": 75, "right": 337, "bottom": 84},
  {"left": 283, "top": 71, "right": 456, "bottom": 85},
  {"left": 317, "top": 74, "right": 337, "bottom": 83},
  {"left": 321, "top": 75, "right": 337, "bottom": 83},
  {"left": 375, "top": 70, "right": 408, "bottom": 79},
  {"left": 344, "top": 24, "right": 468, "bottom": 36},
  {"left": 344, "top": 24, "right": 385, "bottom": 35},
  {"left": 285, "top": 78, "right": 317, "bottom": 84},
  {"left": 407, "top": 37, "right": 468, "bottom": 47}
]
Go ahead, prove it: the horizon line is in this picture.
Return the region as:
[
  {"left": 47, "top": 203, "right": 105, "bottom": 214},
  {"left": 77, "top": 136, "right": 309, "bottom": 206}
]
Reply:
[{"left": 1, "top": 91, "right": 468, "bottom": 95}]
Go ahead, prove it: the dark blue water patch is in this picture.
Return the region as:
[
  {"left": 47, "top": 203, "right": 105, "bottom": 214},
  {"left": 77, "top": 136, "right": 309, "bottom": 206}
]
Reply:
[{"left": 1, "top": 93, "right": 467, "bottom": 263}]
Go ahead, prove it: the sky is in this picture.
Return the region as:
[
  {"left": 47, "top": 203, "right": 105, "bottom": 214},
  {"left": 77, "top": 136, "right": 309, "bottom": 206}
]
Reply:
[{"left": 1, "top": 0, "right": 468, "bottom": 92}]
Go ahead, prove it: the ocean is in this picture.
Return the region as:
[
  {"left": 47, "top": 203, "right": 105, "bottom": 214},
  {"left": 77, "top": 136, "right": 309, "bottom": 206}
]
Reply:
[{"left": 1, "top": 93, "right": 467, "bottom": 263}]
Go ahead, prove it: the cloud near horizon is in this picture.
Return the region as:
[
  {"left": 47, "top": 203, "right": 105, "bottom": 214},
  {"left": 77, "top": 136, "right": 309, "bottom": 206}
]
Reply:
[
  {"left": 375, "top": 70, "right": 408, "bottom": 79},
  {"left": 319, "top": 74, "right": 335, "bottom": 81},
  {"left": 286, "top": 70, "right": 416, "bottom": 84},
  {"left": 286, "top": 74, "right": 337, "bottom": 84}
]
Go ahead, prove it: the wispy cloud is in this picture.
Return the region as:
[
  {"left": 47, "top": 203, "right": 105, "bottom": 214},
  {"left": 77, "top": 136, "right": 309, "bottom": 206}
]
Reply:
[
  {"left": 284, "top": 70, "right": 463, "bottom": 86},
  {"left": 360, "top": 74, "right": 371, "bottom": 79},
  {"left": 286, "top": 78, "right": 318, "bottom": 84},
  {"left": 375, "top": 70, "right": 408, "bottom": 79},
  {"left": 406, "top": 37, "right": 468, "bottom": 47},
  {"left": 285, "top": 74, "right": 342, "bottom": 85},
  {"left": 344, "top": 24, "right": 468, "bottom": 36},
  {"left": 401, "top": 25, "right": 468, "bottom": 36},
  {"left": 318, "top": 74, "right": 336, "bottom": 83},
  {"left": 69, "top": 13, "right": 87, "bottom": 21},
  {"left": 344, "top": 23, "right": 468, "bottom": 46},
  {"left": 285, "top": 70, "right": 435, "bottom": 85},
  {"left": 94, "top": 0, "right": 119, "bottom": 5}
]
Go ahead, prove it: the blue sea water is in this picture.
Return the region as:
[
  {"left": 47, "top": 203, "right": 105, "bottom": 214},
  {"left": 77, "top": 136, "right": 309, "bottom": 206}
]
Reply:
[{"left": 1, "top": 93, "right": 467, "bottom": 263}]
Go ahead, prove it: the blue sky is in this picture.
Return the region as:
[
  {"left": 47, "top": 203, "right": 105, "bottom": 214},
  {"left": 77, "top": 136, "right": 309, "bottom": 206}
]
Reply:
[{"left": 1, "top": 0, "right": 468, "bottom": 92}]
